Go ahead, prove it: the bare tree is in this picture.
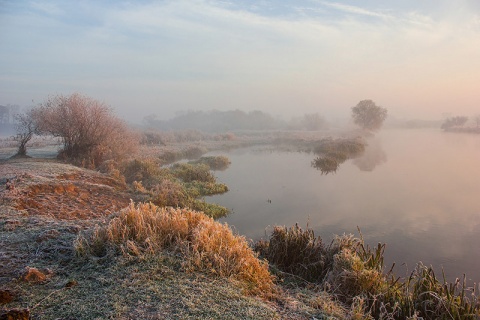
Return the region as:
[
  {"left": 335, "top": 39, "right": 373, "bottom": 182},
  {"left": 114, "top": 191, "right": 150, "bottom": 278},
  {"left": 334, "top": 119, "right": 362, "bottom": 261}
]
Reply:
[
  {"left": 35, "top": 93, "right": 138, "bottom": 166},
  {"left": 301, "top": 113, "right": 327, "bottom": 131},
  {"left": 13, "top": 110, "right": 38, "bottom": 157},
  {"left": 351, "top": 100, "right": 388, "bottom": 131},
  {"left": 475, "top": 114, "right": 480, "bottom": 129},
  {"left": 440, "top": 116, "right": 468, "bottom": 131}
]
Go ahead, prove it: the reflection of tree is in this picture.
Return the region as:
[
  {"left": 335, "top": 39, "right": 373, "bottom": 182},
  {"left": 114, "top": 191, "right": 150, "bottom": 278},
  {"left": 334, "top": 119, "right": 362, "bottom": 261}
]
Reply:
[
  {"left": 352, "top": 138, "right": 387, "bottom": 171},
  {"left": 312, "top": 153, "right": 346, "bottom": 174}
]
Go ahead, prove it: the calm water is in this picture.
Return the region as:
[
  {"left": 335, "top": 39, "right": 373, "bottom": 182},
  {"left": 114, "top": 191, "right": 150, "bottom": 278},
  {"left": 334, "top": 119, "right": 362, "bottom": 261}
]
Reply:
[{"left": 207, "top": 129, "right": 480, "bottom": 283}]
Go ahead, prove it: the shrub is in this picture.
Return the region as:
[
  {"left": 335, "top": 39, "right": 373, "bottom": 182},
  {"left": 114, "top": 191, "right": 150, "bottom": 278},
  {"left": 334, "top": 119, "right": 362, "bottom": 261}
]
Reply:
[
  {"left": 326, "top": 245, "right": 387, "bottom": 301},
  {"left": 185, "top": 181, "right": 229, "bottom": 197},
  {"left": 121, "top": 158, "right": 228, "bottom": 218},
  {"left": 191, "top": 156, "right": 231, "bottom": 171},
  {"left": 183, "top": 146, "right": 208, "bottom": 159},
  {"left": 140, "top": 130, "right": 168, "bottom": 145},
  {"left": 150, "top": 179, "right": 189, "bottom": 208},
  {"left": 75, "top": 202, "right": 275, "bottom": 296},
  {"left": 158, "top": 149, "right": 182, "bottom": 164},
  {"left": 171, "top": 163, "right": 215, "bottom": 183},
  {"left": 122, "top": 159, "right": 170, "bottom": 187},
  {"left": 34, "top": 93, "right": 138, "bottom": 166},
  {"left": 97, "top": 159, "right": 125, "bottom": 183},
  {"left": 13, "top": 110, "right": 38, "bottom": 157}
]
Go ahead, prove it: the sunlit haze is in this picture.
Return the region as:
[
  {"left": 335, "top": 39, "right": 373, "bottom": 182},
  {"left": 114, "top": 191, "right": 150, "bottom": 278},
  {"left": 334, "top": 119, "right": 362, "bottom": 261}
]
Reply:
[{"left": 1, "top": 0, "right": 479, "bottom": 123}]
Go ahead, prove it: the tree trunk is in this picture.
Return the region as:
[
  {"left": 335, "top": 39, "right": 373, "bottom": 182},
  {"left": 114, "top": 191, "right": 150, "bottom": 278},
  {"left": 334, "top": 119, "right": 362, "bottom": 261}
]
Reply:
[{"left": 16, "top": 142, "right": 27, "bottom": 156}]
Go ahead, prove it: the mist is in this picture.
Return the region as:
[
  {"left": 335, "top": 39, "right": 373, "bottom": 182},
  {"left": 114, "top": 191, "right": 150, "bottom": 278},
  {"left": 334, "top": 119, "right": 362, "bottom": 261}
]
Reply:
[
  {"left": 2, "top": 1, "right": 480, "bottom": 317},
  {"left": 207, "top": 127, "right": 480, "bottom": 285},
  {"left": 1, "top": 1, "right": 480, "bottom": 123}
]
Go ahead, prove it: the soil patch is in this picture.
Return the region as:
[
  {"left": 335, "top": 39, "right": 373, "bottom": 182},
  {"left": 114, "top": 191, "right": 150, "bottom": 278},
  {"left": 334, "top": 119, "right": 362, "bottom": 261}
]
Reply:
[
  {"left": 1, "top": 159, "right": 129, "bottom": 220},
  {"left": 14, "top": 182, "right": 128, "bottom": 220}
]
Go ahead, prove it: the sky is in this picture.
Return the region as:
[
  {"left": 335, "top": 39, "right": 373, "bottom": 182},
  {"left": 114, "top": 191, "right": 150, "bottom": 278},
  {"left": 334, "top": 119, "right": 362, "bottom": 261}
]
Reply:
[{"left": 1, "top": 0, "right": 479, "bottom": 123}]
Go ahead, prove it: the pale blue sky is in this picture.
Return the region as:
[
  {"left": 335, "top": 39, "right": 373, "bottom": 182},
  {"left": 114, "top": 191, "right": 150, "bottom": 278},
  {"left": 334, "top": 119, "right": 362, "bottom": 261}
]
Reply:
[{"left": 1, "top": 0, "right": 479, "bottom": 122}]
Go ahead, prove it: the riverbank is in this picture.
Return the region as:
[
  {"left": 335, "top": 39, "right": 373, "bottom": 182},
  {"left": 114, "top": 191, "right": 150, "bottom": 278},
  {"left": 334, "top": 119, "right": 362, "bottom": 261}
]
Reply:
[{"left": 0, "top": 158, "right": 346, "bottom": 319}]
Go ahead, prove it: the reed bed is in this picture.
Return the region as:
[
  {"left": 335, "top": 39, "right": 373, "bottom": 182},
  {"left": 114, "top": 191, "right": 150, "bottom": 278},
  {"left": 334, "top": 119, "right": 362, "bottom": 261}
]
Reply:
[
  {"left": 120, "top": 158, "right": 229, "bottom": 218},
  {"left": 190, "top": 156, "right": 231, "bottom": 171},
  {"left": 256, "top": 224, "right": 480, "bottom": 319},
  {"left": 171, "top": 163, "right": 215, "bottom": 183}
]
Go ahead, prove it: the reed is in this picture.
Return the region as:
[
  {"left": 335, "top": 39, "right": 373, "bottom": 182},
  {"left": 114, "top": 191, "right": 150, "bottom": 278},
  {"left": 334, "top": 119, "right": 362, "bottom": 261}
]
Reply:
[
  {"left": 256, "top": 224, "right": 480, "bottom": 319},
  {"left": 255, "top": 224, "right": 327, "bottom": 282},
  {"left": 120, "top": 158, "right": 228, "bottom": 218}
]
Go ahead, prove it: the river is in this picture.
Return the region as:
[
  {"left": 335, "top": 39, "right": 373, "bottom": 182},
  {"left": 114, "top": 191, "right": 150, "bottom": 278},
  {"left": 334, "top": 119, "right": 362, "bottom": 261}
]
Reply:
[{"left": 207, "top": 128, "right": 480, "bottom": 283}]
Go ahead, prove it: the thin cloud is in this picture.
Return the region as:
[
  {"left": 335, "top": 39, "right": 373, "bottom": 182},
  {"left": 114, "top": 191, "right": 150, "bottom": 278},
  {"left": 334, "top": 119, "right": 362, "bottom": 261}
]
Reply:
[
  {"left": 1, "top": 0, "right": 480, "bottom": 121},
  {"left": 319, "top": 1, "right": 393, "bottom": 19},
  {"left": 29, "top": 1, "right": 64, "bottom": 16}
]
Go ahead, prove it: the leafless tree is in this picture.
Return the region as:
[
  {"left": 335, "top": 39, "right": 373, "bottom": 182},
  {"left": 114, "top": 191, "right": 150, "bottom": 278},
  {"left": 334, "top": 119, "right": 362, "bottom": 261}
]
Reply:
[
  {"left": 440, "top": 116, "right": 468, "bottom": 131},
  {"left": 475, "top": 114, "right": 480, "bottom": 129},
  {"left": 13, "top": 110, "right": 38, "bottom": 157},
  {"left": 35, "top": 93, "right": 138, "bottom": 166},
  {"left": 302, "top": 113, "right": 327, "bottom": 131}
]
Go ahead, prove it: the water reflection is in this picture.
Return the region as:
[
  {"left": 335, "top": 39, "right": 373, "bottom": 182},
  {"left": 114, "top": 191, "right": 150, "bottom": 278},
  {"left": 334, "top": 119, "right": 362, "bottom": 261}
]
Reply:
[
  {"left": 353, "top": 137, "right": 387, "bottom": 172},
  {"left": 311, "top": 137, "right": 387, "bottom": 174},
  {"left": 311, "top": 153, "right": 346, "bottom": 174},
  {"left": 208, "top": 129, "right": 480, "bottom": 283}
]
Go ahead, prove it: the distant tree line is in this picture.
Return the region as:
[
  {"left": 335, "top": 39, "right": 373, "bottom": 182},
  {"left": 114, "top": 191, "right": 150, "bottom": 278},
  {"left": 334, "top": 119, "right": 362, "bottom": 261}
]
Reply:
[
  {"left": 0, "top": 104, "right": 19, "bottom": 124},
  {"left": 143, "top": 109, "right": 329, "bottom": 132},
  {"left": 0, "top": 104, "right": 21, "bottom": 135},
  {"left": 441, "top": 115, "right": 480, "bottom": 133}
]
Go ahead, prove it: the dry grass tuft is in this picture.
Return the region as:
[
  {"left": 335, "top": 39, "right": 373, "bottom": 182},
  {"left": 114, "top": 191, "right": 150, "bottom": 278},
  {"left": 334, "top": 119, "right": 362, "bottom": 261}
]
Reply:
[
  {"left": 255, "top": 224, "right": 327, "bottom": 282},
  {"left": 75, "top": 202, "right": 275, "bottom": 297},
  {"left": 0, "top": 308, "right": 30, "bottom": 320},
  {"left": 257, "top": 224, "right": 480, "bottom": 319},
  {"left": 22, "top": 267, "right": 48, "bottom": 283},
  {"left": 0, "top": 289, "right": 16, "bottom": 304}
]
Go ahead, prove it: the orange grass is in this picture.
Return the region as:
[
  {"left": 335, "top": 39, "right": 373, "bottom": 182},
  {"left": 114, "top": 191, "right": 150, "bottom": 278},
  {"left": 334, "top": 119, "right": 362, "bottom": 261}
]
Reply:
[{"left": 76, "top": 202, "right": 275, "bottom": 297}]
